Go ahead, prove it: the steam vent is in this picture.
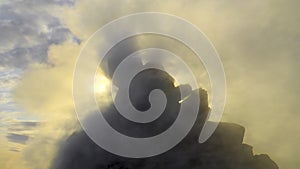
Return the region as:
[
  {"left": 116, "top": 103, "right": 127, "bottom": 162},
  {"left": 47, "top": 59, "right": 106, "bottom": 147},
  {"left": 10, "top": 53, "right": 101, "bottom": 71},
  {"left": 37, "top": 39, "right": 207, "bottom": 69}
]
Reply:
[{"left": 51, "top": 69, "right": 279, "bottom": 169}]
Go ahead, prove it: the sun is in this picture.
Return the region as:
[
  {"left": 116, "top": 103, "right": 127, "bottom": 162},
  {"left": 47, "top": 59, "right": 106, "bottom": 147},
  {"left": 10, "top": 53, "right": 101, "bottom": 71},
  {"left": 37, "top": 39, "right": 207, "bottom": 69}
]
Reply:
[{"left": 94, "top": 70, "right": 111, "bottom": 95}]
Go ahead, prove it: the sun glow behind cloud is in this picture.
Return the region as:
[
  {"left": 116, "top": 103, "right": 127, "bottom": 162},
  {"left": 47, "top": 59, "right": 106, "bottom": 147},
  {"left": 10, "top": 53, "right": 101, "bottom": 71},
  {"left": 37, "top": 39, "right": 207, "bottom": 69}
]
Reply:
[
  {"left": 0, "top": 0, "right": 299, "bottom": 169},
  {"left": 93, "top": 69, "right": 114, "bottom": 109},
  {"left": 94, "top": 71, "right": 111, "bottom": 95}
]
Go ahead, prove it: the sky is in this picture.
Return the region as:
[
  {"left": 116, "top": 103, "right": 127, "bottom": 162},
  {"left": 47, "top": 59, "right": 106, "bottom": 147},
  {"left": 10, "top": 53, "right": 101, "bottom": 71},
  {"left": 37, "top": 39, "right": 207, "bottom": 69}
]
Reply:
[{"left": 0, "top": 0, "right": 299, "bottom": 169}]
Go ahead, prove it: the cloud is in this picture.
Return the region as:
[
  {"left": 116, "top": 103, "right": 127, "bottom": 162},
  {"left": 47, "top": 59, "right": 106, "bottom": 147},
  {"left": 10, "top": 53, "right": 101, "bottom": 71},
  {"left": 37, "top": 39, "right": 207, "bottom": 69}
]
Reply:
[
  {"left": 0, "top": 67, "right": 22, "bottom": 111},
  {"left": 11, "top": 41, "right": 81, "bottom": 169},
  {"left": 0, "top": 1, "right": 80, "bottom": 168},
  {"left": 6, "top": 133, "right": 29, "bottom": 144},
  {"left": 7, "top": 0, "right": 300, "bottom": 169},
  {"left": 0, "top": 0, "right": 79, "bottom": 68},
  {"left": 0, "top": 115, "right": 41, "bottom": 169}
]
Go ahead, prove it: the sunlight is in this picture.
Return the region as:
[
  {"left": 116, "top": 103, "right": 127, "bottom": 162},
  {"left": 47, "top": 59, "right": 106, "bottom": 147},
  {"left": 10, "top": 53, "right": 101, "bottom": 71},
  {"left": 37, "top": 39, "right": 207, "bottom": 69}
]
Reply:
[{"left": 94, "top": 70, "right": 111, "bottom": 95}]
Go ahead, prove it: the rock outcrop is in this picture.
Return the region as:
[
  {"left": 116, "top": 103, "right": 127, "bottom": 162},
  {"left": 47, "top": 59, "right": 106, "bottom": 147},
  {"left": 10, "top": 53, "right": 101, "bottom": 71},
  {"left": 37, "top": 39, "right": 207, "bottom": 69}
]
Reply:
[{"left": 51, "top": 69, "right": 278, "bottom": 169}]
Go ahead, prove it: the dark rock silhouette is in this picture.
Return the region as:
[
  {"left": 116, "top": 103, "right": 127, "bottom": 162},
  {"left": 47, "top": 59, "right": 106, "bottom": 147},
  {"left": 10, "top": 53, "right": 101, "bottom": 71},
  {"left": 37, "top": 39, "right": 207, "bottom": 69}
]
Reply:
[
  {"left": 51, "top": 123, "right": 278, "bottom": 169},
  {"left": 51, "top": 68, "right": 278, "bottom": 169}
]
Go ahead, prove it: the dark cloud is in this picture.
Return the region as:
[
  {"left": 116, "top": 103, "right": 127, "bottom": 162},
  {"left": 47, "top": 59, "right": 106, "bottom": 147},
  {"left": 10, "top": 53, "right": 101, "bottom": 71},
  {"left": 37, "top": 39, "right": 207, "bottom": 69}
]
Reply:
[
  {"left": 4, "top": 119, "right": 40, "bottom": 147},
  {"left": 7, "top": 121, "right": 39, "bottom": 132},
  {"left": 21, "top": 0, "right": 76, "bottom": 6},
  {"left": 6, "top": 133, "right": 29, "bottom": 144},
  {"left": 9, "top": 148, "right": 21, "bottom": 152}
]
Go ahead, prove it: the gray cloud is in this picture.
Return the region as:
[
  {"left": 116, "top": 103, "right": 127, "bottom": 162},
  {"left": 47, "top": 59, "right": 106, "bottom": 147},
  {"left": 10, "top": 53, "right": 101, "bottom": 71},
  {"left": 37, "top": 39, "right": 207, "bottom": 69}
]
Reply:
[
  {"left": 9, "top": 148, "right": 21, "bottom": 152},
  {"left": 0, "top": 0, "right": 80, "bottom": 68},
  {"left": 0, "top": 67, "right": 22, "bottom": 113},
  {"left": 2, "top": 118, "right": 40, "bottom": 154},
  {"left": 0, "top": 0, "right": 76, "bottom": 6},
  {"left": 7, "top": 120, "right": 39, "bottom": 132},
  {"left": 6, "top": 133, "right": 29, "bottom": 144}
]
